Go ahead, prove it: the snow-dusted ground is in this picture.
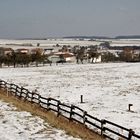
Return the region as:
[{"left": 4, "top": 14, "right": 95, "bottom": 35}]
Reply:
[
  {"left": 1, "top": 38, "right": 140, "bottom": 49},
  {"left": 0, "top": 63, "right": 140, "bottom": 137},
  {"left": 0, "top": 39, "right": 101, "bottom": 49},
  {"left": 0, "top": 100, "right": 81, "bottom": 140}
]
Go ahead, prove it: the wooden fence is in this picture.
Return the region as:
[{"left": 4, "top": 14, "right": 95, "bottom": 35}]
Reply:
[{"left": 0, "top": 79, "right": 140, "bottom": 140}]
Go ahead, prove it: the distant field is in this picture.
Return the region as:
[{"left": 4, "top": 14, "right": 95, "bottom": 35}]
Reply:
[{"left": 1, "top": 39, "right": 140, "bottom": 50}]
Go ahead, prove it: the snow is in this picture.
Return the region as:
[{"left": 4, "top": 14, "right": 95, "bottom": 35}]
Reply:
[
  {"left": 0, "top": 100, "right": 81, "bottom": 140},
  {"left": 1, "top": 39, "right": 140, "bottom": 49},
  {"left": 0, "top": 39, "right": 101, "bottom": 49},
  {"left": 0, "top": 38, "right": 140, "bottom": 138},
  {"left": 0, "top": 62, "right": 140, "bottom": 138}
]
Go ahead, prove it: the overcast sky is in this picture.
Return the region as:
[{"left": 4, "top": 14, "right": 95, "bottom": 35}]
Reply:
[{"left": 0, "top": 0, "right": 140, "bottom": 39}]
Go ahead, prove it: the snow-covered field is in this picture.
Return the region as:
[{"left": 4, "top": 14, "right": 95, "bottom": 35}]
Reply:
[
  {"left": 0, "top": 100, "right": 81, "bottom": 140},
  {"left": 0, "top": 39, "right": 101, "bottom": 49},
  {"left": 1, "top": 38, "right": 140, "bottom": 49},
  {"left": 0, "top": 62, "right": 140, "bottom": 137}
]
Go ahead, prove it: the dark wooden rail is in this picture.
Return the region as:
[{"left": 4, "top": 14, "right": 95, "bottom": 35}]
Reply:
[{"left": 0, "top": 79, "right": 140, "bottom": 140}]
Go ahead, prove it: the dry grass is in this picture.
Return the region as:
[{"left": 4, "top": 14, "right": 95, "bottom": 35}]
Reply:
[{"left": 0, "top": 89, "right": 105, "bottom": 140}]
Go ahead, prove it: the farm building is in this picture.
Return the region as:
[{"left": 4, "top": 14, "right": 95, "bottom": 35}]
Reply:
[
  {"left": 15, "top": 48, "right": 30, "bottom": 54},
  {"left": 43, "top": 48, "right": 54, "bottom": 55},
  {"left": 48, "top": 52, "right": 76, "bottom": 63}
]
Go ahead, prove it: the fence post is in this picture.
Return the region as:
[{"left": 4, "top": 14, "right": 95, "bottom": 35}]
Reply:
[
  {"left": 0, "top": 80, "right": 2, "bottom": 89},
  {"left": 80, "top": 95, "right": 84, "bottom": 103},
  {"left": 128, "top": 129, "right": 134, "bottom": 140},
  {"left": 57, "top": 101, "right": 60, "bottom": 117},
  {"left": 128, "top": 104, "right": 133, "bottom": 112},
  {"left": 6, "top": 83, "right": 9, "bottom": 96},
  {"left": 47, "top": 98, "right": 50, "bottom": 110},
  {"left": 31, "top": 91, "right": 34, "bottom": 102},
  {"left": 15, "top": 85, "right": 18, "bottom": 96},
  {"left": 20, "top": 86, "right": 23, "bottom": 98},
  {"left": 83, "top": 111, "right": 87, "bottom": 125},
  {"left": 69, "top": 105, "right": 74, "bottom": 121},
  {"left": 38, "top": 94, "right": 41, "bottom": 105},
  {"left": 101, "top": 119, "right": 106, "bottom": 136}
]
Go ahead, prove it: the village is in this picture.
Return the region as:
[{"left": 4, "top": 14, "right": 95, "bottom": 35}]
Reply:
[
  {"left": 0, "top": 40, "right": 140, "bottom": 68},
  {"left": 1, "top": 0, "right": 140, "bottom": 140}
]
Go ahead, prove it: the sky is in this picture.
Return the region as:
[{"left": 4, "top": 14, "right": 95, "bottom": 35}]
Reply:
[{"left": 0, "top": 0, "right": 140, "bottom": 39}]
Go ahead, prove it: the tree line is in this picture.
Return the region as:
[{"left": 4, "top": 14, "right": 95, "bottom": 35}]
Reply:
[
  {"left": 0, "top": 51, "right": 49, "bottom": 68},
  {"left": 0, "top": 43, "right": 140, "bottom": 68}
]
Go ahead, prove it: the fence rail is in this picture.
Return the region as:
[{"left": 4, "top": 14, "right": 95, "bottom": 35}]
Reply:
[{"left": 0, "top": 79, "right": 140, "bottom": 140}]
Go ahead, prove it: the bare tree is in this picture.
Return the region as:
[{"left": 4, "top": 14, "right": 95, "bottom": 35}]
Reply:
[{"left": 76, "top": 47, "right": 85, "bottom": 64}]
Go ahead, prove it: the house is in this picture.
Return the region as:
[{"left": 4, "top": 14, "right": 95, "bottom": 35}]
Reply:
[
  {"left": 48, "top": 54, "right": 61, "bottom": 63},
  {"left": 43, "top": 48, "right": 54, "bottom": 55},
  {"left": 54, "top": 52, "right": 76, "bottom": 62},
  {"left": 48, "top": 52, "right": 76, "bottom": 63},
  {"left": 16, "top": 48, "right": 30, "bottom": 54},
  {"left": 92, "top": 55, "right": 102, "bottom": 63}
]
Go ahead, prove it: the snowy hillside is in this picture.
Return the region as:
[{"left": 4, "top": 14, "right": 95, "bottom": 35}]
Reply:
[
  {"left": 0, "top": 63, "right": 140, "bottom": 137},
  {"left": 0, "top": 100, "right": 81, "bottom": 140}
]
